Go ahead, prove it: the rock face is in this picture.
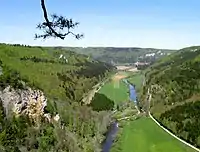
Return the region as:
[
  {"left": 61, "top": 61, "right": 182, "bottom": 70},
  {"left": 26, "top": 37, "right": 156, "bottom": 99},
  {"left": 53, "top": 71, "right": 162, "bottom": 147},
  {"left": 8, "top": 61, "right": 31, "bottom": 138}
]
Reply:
[
  {"left": 0, "top": 86, "right": 47, "bottom": 123},
  {"left": 59, "top": 54, "right": 68, "bottom": 63}
]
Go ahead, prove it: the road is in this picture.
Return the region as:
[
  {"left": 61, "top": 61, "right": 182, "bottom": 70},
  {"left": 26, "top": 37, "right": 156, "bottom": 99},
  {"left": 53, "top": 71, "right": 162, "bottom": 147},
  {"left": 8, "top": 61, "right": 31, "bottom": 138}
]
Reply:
[{"left": 147, "top": 86, "right": 200, "bottom": 152}]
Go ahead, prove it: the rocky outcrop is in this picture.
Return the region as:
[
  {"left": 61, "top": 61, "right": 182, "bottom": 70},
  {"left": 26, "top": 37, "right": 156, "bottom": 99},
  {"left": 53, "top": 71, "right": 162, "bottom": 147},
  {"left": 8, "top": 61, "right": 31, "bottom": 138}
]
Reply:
[{"left": 0, "top": 86, "right": 59, "bottom": 123}]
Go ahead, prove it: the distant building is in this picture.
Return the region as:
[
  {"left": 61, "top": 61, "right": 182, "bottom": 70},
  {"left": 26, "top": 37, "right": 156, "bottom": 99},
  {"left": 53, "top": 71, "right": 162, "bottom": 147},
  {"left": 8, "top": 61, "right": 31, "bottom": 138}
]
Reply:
[
  {"left": 145, "top": 53, "right": 155, "bottom": 57},
  {"left": 134, "top": 61, "right": 150, "bottom": 67},
  {"left": 157, "top": 51, "right": 161, "bottom": 54}
]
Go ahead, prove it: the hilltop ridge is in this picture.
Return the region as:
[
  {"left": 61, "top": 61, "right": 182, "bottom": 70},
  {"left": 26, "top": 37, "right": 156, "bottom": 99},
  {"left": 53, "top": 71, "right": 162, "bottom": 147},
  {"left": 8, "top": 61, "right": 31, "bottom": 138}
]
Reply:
[{"left": 54, "top": 46, "right": 176, "bottom": 65}]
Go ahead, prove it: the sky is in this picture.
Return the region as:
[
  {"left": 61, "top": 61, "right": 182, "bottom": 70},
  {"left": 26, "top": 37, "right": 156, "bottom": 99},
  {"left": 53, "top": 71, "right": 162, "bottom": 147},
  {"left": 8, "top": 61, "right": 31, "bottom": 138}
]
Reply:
[{"left": 1, "top": 0, "right": 200, "bottom": 49}]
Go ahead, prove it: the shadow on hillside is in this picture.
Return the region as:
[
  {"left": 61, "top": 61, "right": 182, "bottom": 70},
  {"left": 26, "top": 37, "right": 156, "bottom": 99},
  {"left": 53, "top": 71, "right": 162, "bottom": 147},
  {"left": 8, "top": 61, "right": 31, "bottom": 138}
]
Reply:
[{"left": 89, "top": 93, "right": 114, "bottom": 111}]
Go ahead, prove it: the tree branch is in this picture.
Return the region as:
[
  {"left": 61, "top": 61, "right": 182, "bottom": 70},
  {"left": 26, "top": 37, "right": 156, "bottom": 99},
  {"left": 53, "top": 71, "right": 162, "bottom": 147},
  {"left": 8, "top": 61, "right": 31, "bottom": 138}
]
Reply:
[
  {"left": 41, "top": 0, "right": 65, "bottom": 39},
  {"left": 35, "top": 0, "right": 83, "bottom": 40}
]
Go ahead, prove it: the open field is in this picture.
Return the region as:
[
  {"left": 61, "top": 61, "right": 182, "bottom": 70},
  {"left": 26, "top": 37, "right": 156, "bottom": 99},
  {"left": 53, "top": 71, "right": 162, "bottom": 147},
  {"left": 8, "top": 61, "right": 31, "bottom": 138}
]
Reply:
[
  {"left": 110, "top": 72, "right": 196, "bottom": 152},
  {"left": 127, "top": 72, "right": 143, "bottom": 92},
  {"left": 98, "top": 72, "right": 129, "bottom": 104},
  {"left": 113, "top": 117, "right": 196, "bottom": 152},
  {"left": 116, "top": 66, "right": 139, "bottom": 72},
  {"left": 98, "top": 71, "right": 141, "bottom": 103}
]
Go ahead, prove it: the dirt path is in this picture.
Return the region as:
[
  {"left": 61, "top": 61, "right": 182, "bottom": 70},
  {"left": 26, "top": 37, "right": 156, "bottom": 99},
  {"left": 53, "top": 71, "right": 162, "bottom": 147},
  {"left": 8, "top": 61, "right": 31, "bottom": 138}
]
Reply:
[
  {"left": 112, "top": 72, "right": 128, "bottom": 89},
  {"left": 82, "top": 79, "right": 108, "bottom": 104},
  {"left": 112, "top": 72, "right": 128, "bottom": 81}
]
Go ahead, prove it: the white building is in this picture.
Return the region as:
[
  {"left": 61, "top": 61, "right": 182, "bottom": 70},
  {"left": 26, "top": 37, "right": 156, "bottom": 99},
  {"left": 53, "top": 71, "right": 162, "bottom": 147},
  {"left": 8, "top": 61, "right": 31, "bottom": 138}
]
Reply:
[{"left": 145, "top": 53, "right": 155, "bottom": 57}]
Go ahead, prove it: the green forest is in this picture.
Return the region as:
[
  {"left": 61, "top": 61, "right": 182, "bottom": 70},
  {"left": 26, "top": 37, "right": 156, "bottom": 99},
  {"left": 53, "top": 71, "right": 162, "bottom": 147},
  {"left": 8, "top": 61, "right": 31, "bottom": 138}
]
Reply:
[
  {"left": 60, "top": 47, "right": 175, "bottom": 65},
  {"left": 0, "top": 43, "right": 116, "bottom": 152},
  {"left": 142, "top": 46, "right": 200, "bottom": 148}
]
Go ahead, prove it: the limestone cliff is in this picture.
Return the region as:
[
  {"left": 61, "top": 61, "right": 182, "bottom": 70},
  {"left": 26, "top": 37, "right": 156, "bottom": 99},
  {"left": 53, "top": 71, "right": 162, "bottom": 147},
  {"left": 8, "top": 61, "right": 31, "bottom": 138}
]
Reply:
[{"left": 0, "top": 86, "right": 59, "bottom": 123}]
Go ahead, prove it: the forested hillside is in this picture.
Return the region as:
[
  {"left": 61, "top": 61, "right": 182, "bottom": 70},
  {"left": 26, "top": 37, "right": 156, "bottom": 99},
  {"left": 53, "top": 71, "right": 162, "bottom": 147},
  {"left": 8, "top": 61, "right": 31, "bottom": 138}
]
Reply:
[
  {"left": 0, "top": 43, "right": 115, "bottom": 152},
  {"left": 142, "top": 46, "right": 200, "bottom": 148},
  {"left": 56, "top": 47, "right": 176, "bottom": 65}
]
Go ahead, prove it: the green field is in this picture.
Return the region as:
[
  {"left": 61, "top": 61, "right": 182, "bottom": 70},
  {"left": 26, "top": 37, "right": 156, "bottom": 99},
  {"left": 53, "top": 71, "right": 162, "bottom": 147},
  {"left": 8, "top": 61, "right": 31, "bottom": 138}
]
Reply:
[
  {"left": 109, "top": 72, "right": 196, "bottom": 152},
  {"left": 127, "top": 72, "right": 143, "bottom": 92},
  {"left": 99, "top": 79, "right": 128, "bottom": 104},
  {"left": 98, "top": 71, "right": 143, "bottom": 104},
  {"left": 113, "top": 117, "right": 196, "bottom": 152}
]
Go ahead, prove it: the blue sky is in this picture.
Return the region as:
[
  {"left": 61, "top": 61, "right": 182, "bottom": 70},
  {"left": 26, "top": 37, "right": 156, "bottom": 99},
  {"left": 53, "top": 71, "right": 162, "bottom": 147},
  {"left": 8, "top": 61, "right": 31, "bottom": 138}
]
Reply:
[{"left": 1, "top": 0, "right": 200, "bottom": 49}]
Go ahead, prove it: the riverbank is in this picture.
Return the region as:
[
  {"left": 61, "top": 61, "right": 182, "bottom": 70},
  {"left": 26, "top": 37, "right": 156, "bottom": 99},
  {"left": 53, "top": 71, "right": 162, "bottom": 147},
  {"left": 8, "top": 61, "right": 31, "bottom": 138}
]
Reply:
[
  {"left": 110, "top": 73, "right": 143, "bottom": 152},
  {"left": 110, "top": 72, "right": 197, "bottom": 152},
  {"left": 101, "top": 72, "right": 140, "bottom": 152},
  {"left": 111, "top": 117, "right": 196, "bottom": 152},
  {"left": 102, "top": 122, "right": 119, "bottom": 152},
  {"left": 98, "top": 72, "right": 129, "bottom": 104}
]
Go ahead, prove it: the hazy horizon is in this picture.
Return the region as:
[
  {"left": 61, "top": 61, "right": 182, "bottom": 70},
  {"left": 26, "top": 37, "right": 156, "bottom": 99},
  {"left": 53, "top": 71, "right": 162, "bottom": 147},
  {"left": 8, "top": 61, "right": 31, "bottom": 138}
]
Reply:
[{"left": 2, "top": 42, "right": 181, "bottom": 50}]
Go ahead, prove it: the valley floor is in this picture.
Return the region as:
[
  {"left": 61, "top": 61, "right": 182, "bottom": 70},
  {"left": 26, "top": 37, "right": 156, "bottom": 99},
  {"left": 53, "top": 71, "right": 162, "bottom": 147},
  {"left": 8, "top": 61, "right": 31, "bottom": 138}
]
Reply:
[
  {"left": 98, "top": 71, "right": 197, "bottom": 152},
  {"left": 98, "top": 72, "right": 129, "bottom": 104},
  {"left": 117, "top": 117, "right": 195, "bottom": 152}
]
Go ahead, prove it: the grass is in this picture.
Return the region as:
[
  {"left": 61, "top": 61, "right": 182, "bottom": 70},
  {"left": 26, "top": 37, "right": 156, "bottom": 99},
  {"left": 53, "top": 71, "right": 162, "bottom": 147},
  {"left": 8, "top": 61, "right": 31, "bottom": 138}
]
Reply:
[
  {"left": 113, "top": 117, "right": 196, "bottom": 152},
  {"left": 127, "top": 72, "right": 143, "bottom": 92},
  {"left": 99, "top": 79, "right": 129, "bottom": 104},
  {"left": 105, "top": 71, "right": 196, "bottom": 152},
  {"left": 98, "top": 71, "right": 142, "bottom": 104},
  {"left": 0, "top": 45, "right": 82, "bottom": 100},
  {"left": 0, "top": 44, "right": 116, "bottom": 152}
]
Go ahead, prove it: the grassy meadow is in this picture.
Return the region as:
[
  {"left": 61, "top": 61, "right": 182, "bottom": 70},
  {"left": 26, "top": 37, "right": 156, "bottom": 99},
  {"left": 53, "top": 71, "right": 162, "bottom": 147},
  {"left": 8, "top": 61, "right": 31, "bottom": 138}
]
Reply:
[
  {"left": 127, "top": 72, "right": 143, "bottom": 92},
  {"left": 96, "top": 71, "right": 142, "bottom": 105},
  {"left": 109, "top": 71, "right": 196, "bottom": 152},
  {"left": 112, "top": 117, "right": 196, "bottom": 152},
  {"left": 98, "top": 78, "right": 129, "bottom": 104}
]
